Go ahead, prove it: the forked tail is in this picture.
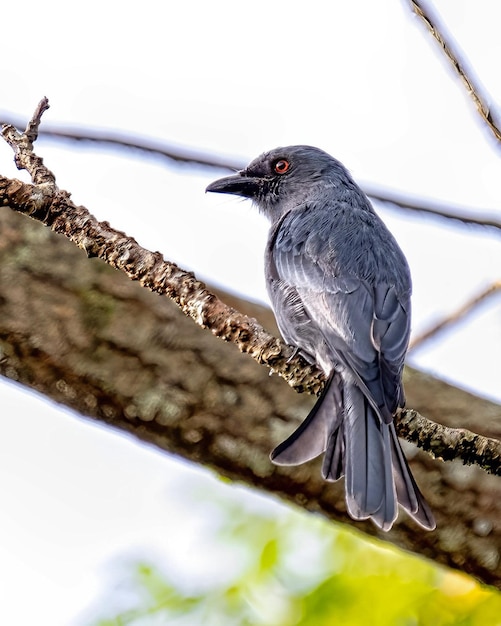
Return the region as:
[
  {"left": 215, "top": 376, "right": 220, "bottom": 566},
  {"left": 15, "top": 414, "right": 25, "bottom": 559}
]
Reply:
[{"left": 271, "top": 373, "right": 435, "bottom": 531}]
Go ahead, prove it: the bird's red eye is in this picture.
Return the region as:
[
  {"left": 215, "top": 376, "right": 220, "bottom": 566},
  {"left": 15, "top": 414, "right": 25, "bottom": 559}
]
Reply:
[{"left": 273, "top": 159, "right": 290, "bottom": 174}]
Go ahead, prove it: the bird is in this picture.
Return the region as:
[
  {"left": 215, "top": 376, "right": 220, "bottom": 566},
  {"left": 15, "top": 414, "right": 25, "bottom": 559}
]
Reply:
[{"left": 206, "top": 145, "right": 435, "bottom": 531}]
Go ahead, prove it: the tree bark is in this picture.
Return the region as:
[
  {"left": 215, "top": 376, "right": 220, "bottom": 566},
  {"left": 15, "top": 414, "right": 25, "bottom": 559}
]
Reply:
[{"left": 2, "top": 210, "right": 501, "bottom": 588}]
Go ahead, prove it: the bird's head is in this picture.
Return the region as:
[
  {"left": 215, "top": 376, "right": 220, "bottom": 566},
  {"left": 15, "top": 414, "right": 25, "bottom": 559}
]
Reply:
[{"left": 206, "top": 145, "right": 360, "bottom": 221}]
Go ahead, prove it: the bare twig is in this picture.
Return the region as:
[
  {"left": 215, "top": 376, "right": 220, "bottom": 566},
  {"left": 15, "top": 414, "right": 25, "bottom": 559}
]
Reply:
[
  {"left": 0, "top": 114, "right": 244, "bottom": 172},
  {"left": 1, "top": 113, "right": 500, "bottom": 233},
  {"left": 2, "top": 97, "right": 55, "bottom": 186},
  {"left": 25, "top": 97, "right": 50, "bottom": 145},
  {"left": 408, "top": 0, "right": 501, "bottom": 144},
  {"left": 364, "top": 184, "right": 501, "bottom": 232},
  {"left": 1, "top": 99, "right": 501, "bottom": 476},
  {"left": 409, "top": 281, "right": 501, "bottom": 350}
]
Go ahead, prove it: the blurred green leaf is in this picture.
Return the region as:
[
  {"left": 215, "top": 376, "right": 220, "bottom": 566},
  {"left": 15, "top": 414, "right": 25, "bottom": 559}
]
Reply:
[{"left": 87, "top": 475, "right": 501, "bottom": 626}]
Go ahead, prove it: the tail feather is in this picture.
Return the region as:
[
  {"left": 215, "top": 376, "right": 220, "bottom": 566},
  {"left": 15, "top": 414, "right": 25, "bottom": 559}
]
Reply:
[
  {"left": 270, "top": 372, "right": 341, "bottom": 466},
  {"left": 390, "top": 425, "right": 436, "bottom": 530},
  {"left": 343, "top": 383, "right": 397, "bottom": 530},
  {"left": 376, "top": 424, "right": 399, "bottom": 531},
  {"left": 322, "top": 424, "right": 345, "bottom": 481}
]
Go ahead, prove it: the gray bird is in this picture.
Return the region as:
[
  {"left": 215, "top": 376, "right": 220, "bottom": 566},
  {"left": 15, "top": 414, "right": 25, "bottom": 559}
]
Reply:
[{"left": 206, "top": 145, "right": 435, "bottom": 531}]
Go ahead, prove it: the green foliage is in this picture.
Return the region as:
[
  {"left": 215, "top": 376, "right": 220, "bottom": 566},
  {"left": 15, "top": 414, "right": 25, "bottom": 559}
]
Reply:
[{"left": 88, "top": 478, "right": 501, "bottom": 626}]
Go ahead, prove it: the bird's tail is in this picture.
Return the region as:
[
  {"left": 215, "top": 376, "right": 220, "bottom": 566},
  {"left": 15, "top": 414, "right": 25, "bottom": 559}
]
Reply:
[{"left": 271, "top": 374, "right": 435, "bottom": 531}]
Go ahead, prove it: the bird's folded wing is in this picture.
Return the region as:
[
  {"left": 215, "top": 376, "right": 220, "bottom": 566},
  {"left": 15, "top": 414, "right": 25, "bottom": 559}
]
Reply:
[{"left": 270, "top": 219, "right": 410, "bottom": 421}]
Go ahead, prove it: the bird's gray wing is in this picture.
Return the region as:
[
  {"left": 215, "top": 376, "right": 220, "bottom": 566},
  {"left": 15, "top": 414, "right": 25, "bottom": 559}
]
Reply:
[
  {"left": 266, "top": 214, "right": 342, "bottom": 465},
  {"left": 268, "top": 211, "right": 409, "bottom": 421},
  {"left": 265, "top": 213, "right": 328, "bottom": 360},
  {"left": 311, "top": 281, "right": 410, "bottom": 422}
]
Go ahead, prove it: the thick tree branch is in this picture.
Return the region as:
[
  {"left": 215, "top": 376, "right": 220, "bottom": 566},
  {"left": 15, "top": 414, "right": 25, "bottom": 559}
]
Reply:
[
  {"left": 2, "top": 207, "right": 501, "bottom": 587},
  {"left": 1, "top": 102, "right": 501, "bottom": 477},
  {"left": 0, "top": 186, "right": 499, "bottom": 474},
  {"left": 0, "top": 177, "right": 322, "bottom": 396}
]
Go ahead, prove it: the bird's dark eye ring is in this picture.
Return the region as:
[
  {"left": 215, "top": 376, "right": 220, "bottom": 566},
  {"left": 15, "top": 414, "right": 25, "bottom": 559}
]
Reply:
[{"left": 273, "top": 159, "right": 290, "bottom": 174}]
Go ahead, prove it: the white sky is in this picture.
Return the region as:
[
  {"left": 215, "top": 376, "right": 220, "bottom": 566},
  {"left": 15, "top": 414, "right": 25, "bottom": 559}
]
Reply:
[{"left": 1, "top": 1, "right": 501, "bottom": 624}]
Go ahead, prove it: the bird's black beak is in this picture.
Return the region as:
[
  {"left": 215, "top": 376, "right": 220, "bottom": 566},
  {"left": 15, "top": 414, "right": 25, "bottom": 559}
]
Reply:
[{"left": 206, "top": 172, "right": 259, "bottom": 198}]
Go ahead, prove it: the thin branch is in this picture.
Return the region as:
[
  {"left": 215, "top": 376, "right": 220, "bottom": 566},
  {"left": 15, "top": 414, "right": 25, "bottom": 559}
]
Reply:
[
  {"left": 1, "top": 113, "right": 500, "bottom": 233},
  {"left": 408, "top": 0, "right": 501, "bottom": 144},
  {"left": 409, "top": 281, "right": 501, "bottom": 350},
  {"left": 25, "top": 97, "right": 50, "bottom": 145},
  {"left": 364, "top": 184, "right": 501, "bottom": 233},
  {"left": 0, "top": 113, "right": 244, "bottom": 172},
  {"left": 1, "top": 99, "right": 501, "bottom": 477}
]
